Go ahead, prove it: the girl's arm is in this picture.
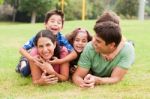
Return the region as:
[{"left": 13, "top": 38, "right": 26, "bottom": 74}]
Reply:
[
  {"left": 29, "top": 59, "right": 58, "bottom": 85},
  {"left": 49, "top": 50, "right": 78, "bottom": 65}
]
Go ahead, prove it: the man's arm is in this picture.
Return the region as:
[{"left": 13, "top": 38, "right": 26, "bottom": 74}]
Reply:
[
  {"left": 72, "top": 66, "right": 90, "bottom": 87},
  {"left": 94, "top": 66, "right": 127, "bottom": 85}
]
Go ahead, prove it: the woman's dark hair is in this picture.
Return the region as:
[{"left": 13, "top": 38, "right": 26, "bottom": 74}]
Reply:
[
  {"left": 66, "top": 28, "right": 92, "bottom": 46},
  {"left": 34, "top": 29, "right": 60, "bottom": 58}
]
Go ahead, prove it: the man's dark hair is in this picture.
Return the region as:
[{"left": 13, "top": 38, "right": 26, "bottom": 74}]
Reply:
[{"left": 94, "top": 21, "right": 121, "bottom": 47}]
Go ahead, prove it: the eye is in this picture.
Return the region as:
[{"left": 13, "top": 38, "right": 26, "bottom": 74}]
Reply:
[
  {"left": 50, "top": 19, "right": 55, "bottom": 23},
  {"left": 38, "top": 45, "right": 43, "bottom": 48},
  {"left": 57, "top": 21, "right": 62, "bottom": 24},
  {"left": 75, "top": 38, "right": 80, "bottom": 42},
  {"left": 82, "top": 39, "right": 87, "bottom": 43},
  {"left": 46, "top": 43, "right": 51, "bottom": 47}
]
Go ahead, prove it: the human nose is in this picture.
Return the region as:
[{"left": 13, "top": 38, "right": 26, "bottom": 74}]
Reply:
[
  {"left": 53, "top": 21, "right": 58, "bottom": 26},
  {"left": 43, "top": 46, "right": 48, "bottom": 52}
]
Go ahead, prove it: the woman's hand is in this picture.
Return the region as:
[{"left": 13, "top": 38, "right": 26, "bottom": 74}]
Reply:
[
  {"left": 34, "top": 57, "right": 55, "bottom": 74},
  {"left": 39, "top": 71, "right": 58, "bottom": 85}
]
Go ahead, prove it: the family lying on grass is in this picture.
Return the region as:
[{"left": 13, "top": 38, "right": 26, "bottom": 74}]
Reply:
[{"left": 16, "top": 9, "right": 135, "bottom": 88}]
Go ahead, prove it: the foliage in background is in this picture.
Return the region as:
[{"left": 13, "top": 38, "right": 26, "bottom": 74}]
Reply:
[
  {"left": 145, "top": 0, "right": 150, "bottom": 16},
  {"left": 115, "top": 0, "right": 139, "bottom": 19},
  {"left": 1, "top": 0, "right": 150, "bottom": 22},
  {"left": 86, "top": 0, "right": 104, "bottom": 19},
  {"left": 0, "top": 0, "right": 3, "bottom": 4},
  {"left": 18, "top": 0, "right": 55, "bottom": 23},
  {"left": 63, "top": 0, "right": 82, "bottom": 20}
]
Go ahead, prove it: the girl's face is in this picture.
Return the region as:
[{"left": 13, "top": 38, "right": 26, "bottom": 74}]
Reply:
[
  {"left": 37, "top": 37, "right": 56, "bottom": 61},
  {"left": 73, "top": 32, "right": 88, "bottom": 53},
  {"left": 45, "top": 14, "right": 63, "bottom": 35}
]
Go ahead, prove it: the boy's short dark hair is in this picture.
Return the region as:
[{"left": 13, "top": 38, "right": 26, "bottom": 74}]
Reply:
[
  {"left": 44, "top": 9, "right": 64, "bottom": 25},
  {"left": 94, "top": 21, "right": 121, "bottom": 47}
]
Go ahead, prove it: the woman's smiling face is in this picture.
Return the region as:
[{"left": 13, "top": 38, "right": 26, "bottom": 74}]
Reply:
[{"left": 37, "top": 37, "right": 56, "bottom": 61}]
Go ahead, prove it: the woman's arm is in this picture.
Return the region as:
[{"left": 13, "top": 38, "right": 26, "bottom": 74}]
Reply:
[
  {"left": 52, "top": 62, "right": 69, "bottom": 81},
  {"left": 29, "top": 58, "right": 58, "bottom": 85}
]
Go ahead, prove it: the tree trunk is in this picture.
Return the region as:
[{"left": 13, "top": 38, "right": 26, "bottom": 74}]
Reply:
[
  {"left": 138, "top": 0, "right": 145, "bottom": 21},
  {"left": 31, "top": 11, "right": 36, "bottom": 24},
  {"left": 12, "top": 8, "right": 16, "bottom": 22}
]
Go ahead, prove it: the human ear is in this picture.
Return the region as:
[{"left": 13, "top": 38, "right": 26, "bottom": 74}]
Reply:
[{"left": 110, "top": 42, "right": 116, "bottom": 49}]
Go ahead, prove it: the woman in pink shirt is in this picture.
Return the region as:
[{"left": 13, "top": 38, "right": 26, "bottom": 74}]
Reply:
[{"left": 29, "top": 29, "right": 69, "bottom": 85}]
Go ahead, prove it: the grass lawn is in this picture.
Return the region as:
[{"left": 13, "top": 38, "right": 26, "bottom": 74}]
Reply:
[{"left": 0, "top": 20, "right": 150, "bottom": 99}]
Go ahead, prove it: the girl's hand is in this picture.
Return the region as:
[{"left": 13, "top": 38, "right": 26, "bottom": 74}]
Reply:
[{"left": 48, "top": 57, "right": 63, "bottom": 65}]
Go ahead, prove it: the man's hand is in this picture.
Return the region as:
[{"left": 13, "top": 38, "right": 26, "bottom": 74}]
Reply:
[{"left": 80, "top": 74, "right": 96, "bottom": 88}]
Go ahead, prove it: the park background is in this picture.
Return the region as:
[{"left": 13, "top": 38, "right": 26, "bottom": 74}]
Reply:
[{"left": 0, "top": 0, "right": 150, "bottom": 99}]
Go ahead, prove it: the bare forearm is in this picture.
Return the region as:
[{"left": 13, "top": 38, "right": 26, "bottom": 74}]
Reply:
[
  {"left": 32, "top": 79, "right": 45, "bottom": 85},
  {"left": 60, "top": 50, "right": 77, "bottom": 64},
  {"left": 95, "top": 76, "right": 121, "bottom": 85},
  {"left": 72, "top": 74, "right": 84, "bottom": 86},
  {"left": 49, "top": 71, "right": 68, "bottom": 82},
  {"left": 19, "top": 47, "right": 32, "bottom": 60}
]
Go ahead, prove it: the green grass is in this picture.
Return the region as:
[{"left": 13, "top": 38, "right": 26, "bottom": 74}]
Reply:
[{"left": 0, "top": 20, "right": 150, "bottom": 99}]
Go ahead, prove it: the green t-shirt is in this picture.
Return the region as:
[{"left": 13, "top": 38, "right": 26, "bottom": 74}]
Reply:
[{"left": 78, "top": 41, "right": 135, "bottom": 77}]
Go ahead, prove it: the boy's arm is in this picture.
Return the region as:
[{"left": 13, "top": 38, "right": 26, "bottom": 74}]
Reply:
[
  {"left": 105, "top": 38, "right": 125, "bottom": 61},
  {"left": 19, "top": 47, "right": 34, "bottom": 61},
  {"left": 49, "top": 50, "right": 78, "bottom": 65},
  {"left": 19, "top": 36, "right": 35, "bottom": 61}
]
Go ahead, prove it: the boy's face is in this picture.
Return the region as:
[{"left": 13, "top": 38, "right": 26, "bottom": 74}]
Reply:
[{"left": 45, "top": 14, "right": 63, "bottom": 35}]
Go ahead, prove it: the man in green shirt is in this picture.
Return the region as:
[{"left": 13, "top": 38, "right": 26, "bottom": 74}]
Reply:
[{"left": 72, "top": 21, "right": 135, "bottom": 88}]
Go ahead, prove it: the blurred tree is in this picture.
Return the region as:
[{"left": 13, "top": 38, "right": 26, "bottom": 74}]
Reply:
[
  {"left": 64, "top": 0, "right": 81, "bottom": 20},
  {"left": 115, "top": 0, "right": 139, "bottom": 18},
  {"left": 145, "top": 0, "right": 150, "bottom": 16},
  {"left": 19, "top": 0, "right": 53, "bottom": 23},
  {"left": 4, "top": 0, "right": 19, "bottom": 22},
  {"left": 138, "top": 0, "right": 145, "bottom": 20},
  {"left": 0, "top": 0, "right": 4, "bottom": 4},
  {"left": 87, "top": 0, "right": 104, "bottom": 19}
]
